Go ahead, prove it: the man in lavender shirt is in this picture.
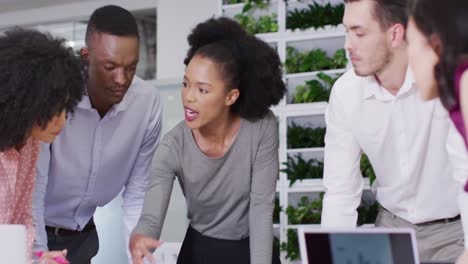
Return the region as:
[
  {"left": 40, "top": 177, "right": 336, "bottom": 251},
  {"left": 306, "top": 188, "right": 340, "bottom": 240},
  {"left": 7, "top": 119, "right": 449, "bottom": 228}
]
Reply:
[{"left": 32, "top": 5, "right": 162, "bottom": 263}]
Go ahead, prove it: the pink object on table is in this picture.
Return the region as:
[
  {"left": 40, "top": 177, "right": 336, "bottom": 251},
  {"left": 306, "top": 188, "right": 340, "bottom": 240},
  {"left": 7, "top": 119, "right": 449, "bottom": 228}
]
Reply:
[{"left": 34, "top": 251, "right": 70, "bottom": 264}]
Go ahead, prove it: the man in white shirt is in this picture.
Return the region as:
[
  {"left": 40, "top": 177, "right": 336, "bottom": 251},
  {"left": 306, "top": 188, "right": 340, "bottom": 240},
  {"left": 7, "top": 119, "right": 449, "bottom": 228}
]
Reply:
[{"left": 321, "top": 0, "right": 467, "bottom": 262}]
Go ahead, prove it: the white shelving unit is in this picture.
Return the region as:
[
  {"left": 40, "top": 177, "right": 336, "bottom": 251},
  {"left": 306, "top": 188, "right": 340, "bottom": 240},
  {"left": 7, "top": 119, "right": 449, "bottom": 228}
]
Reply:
[{"left": 220, "top": 1, "right": 373, "bottom": 263}]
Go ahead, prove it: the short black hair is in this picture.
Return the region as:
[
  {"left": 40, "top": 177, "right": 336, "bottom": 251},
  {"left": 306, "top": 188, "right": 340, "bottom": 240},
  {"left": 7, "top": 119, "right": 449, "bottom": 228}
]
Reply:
[
  {"left": 85, "top": 5, "right": 139, "bottom": 45},
  {"left": 184, "top": 17, "right": 286, "bottom": 120},
  {"left": 345, "top": 0, "right": 408, "bottom": 30},
  {"left": 408, "top": 0, "right": 468, "bottom": 110},
  {"left": 0, "top": 28, "right": 84, "bottom": 151}
]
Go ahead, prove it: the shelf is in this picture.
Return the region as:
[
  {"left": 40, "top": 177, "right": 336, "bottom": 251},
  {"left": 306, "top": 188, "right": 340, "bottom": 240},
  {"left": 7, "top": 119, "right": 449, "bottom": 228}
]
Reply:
[
  {"left": 285, "top": 149, "right": 324, "bottom": 163},
  {"left": 222, "top": 0, "right": 278, "bottom": 10},
  {"left": 287, "top": 147, "right": 324, "bottom": 155},
  {"left": 286, "top": 223, "right": 377, "bottom": 229},
  {"left": 272, "top": 102, "right": 328, "bottom": 116},
  {"left": 287, "top": 224, "right": 320, "bottom": 229},
  {"left": 286, "top": 178, "right": 371, "bottom": 193},
  {"left": 284, "top": 24, "right": 346, "bottom": 41},
  {"left": 222, "top": 3, "right": 245, "bottom": 10},
  {"left": 287, "top": 179, "right": 325, "bottom": 193},
  {"left": 286, "top": 68, "right": 346, "bottom": 79},
  {"left": 359, "top": 224, "right": 376, "bottom": 228},
  {"left": 255, "top": 24, "right": 346, "bottom": 43},
  {"left": 255, "top": 28, "right": 345, "bottom": 44},
  {"left": 256, "top": 32, "right": 282, "bottom": 43}
]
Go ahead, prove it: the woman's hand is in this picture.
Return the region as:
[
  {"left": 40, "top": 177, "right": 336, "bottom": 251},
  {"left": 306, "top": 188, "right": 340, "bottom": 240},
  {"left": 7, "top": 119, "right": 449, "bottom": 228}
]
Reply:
[
  {"left": 38, "top": 249, "right": 69, "bottom": 264},
  {"left": 129, "top": 234, "right": 163, "bottom": 264},
  {"left": 457, "top": 249, "right": 468, "bottom": 264}
]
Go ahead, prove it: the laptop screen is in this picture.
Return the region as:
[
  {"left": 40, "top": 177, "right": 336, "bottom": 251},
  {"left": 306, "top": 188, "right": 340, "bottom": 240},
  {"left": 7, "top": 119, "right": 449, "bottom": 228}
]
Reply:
[{"left": 299, "top": 229, "right": 418, "bottom": 264}]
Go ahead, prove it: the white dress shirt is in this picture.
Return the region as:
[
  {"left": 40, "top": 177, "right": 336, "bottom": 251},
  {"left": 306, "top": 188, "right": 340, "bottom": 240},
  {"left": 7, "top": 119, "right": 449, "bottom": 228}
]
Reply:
[
  {"left": 32, "top": 76, "right": 163, "bottom": 252},
  {"left": 321, "top": 68, "right": 468, "bottom": 236}
]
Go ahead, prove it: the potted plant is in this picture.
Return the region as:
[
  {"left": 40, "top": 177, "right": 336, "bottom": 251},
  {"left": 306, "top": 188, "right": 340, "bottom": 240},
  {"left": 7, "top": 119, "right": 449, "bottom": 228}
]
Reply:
[
  {"left": 287, "top": 122, "right": 326, "bottom": 149},
  {"left": 292, "top": 72, "right": 341, "bottom": 103},
  {"left": 285, "top": 47, "right": 347, "bottom": 74},
  {"left": 286, "top": 2, "right": 345, "bottom": 31},
  {"left": 281, "top": 154, "right": 324, "bottom": 186}
]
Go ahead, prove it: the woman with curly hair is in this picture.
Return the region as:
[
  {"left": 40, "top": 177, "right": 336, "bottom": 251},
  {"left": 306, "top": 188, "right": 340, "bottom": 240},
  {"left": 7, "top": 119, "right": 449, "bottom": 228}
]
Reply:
[
  {"left": 0, "top": 28, "right": 84, "bottom": 263},
  {"left": 129, "top": 17, "right": 285, "bottom": 264}
]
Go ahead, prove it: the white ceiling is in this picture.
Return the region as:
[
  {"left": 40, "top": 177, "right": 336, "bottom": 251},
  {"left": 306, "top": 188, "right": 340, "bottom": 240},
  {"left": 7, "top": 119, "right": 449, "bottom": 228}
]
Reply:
[{"left": 0, "top": 0, "right": 95, "bottom": 13}]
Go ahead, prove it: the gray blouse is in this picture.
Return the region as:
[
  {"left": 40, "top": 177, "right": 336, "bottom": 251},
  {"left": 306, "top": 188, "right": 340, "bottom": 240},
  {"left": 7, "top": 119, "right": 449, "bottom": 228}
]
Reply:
[{"left": 132, "top": 111, "right": 278, "bottom": 264}]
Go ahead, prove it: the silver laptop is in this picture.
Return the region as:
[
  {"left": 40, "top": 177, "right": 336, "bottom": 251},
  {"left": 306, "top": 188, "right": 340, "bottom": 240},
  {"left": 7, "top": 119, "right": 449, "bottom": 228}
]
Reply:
[
  {"left": 298, "top": 227, "right": 420, "bottom": 264},
  {"left": 0, "top": 225, "right": 27, "bottom": 264}
]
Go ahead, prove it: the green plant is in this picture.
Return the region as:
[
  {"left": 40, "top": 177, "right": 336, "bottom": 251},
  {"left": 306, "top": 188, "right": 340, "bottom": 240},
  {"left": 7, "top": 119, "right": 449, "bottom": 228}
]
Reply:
[
  {"left": 358, "top": 154, "right": 379, "bottom": 224},
  {"left": 242, "top": 0, "right": 269, "bottom": 13},
  {"left": 285, "top": 47, "right": 347, "bottom": 74},
  {"left": 230, "top": 0, "right": 278, "bottom": 34},
  {"left": 234, "top": 13, "right": 278, "bottom": 34},
  {"left": 285, "top": 46, "right": 304, "bottom": 73},
  {"left": 287, "top": 122, "right": 326, "bottom": 148},
  {"left": 357, "top": 201, "right": 380, "bottom": 225},
  {"left": 257, "top": 13, "right": 278, "bottom": 33},
  {"left": 293, "top": 80, "right": 329, "bottom": 103},
  {"left": 332, "top": 48, "right": 347, "bottom": 69},
  {"left": 360, "top": 153, "right": 376, "bottom": 185},
  {"left": 273, "top": 196, "right": 281, "bottom": 223},
  {"left": 281, "top": 194, "right": 379, "bottom": 259},
  {"left": 304, "top": 49, "right": 332, "bottom": 72},
  {"left": 286, "top": 3, "right": 345, "bottom": 30},
  {"left": 225, "top": 0, "right": 269, "bottom": 12},
  {"left": 280, "top": 229, "right": 300, "bottom": 260},
  {"left": 286, "top": 194, "right": 323, "bottom": 224},
  {"left": 292, "top": 72, "right": 341, "bottom": 103},
  {"left": 281, "top": 154, "right": 323, "bottom": 186}
]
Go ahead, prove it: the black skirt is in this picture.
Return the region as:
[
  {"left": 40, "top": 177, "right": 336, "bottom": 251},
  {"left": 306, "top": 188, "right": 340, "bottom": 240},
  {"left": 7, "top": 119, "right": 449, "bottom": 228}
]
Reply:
[{"left": 177, "top": 225, "right": 281, "bottom": 264}]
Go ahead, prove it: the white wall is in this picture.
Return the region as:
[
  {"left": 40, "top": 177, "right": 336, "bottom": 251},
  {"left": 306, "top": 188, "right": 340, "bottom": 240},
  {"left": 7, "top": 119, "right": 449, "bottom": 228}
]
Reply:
[
  {"left": 156, "top": 0, "right": 219, "bottom": 80},
  {"left": 152, "top": 0, "right": 220, "bottom": 245},
  {"left": 0, "top": 0, "right": 157, "bottom": 29}
]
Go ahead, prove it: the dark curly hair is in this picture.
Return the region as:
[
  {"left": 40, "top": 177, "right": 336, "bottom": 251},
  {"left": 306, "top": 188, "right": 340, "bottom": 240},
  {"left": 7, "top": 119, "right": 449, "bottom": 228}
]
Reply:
[
  {"left": 408, "top": 0, "right": 468, "bottom": 110},
  {"left": 184, "top": 17, "right": 286, "bottom": 120},
  {"left": 0, "top": 28, "right": 84, "bottom": 151}
]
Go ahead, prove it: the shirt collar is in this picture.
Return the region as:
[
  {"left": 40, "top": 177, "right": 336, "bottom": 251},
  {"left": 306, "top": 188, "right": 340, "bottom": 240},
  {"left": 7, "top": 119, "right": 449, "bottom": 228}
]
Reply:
[
  {"left": 362, "top": 66, "right": 416, "bottom": 101},
  {"left": 77, "top": 82, "right": 134, "bottom": 113}
]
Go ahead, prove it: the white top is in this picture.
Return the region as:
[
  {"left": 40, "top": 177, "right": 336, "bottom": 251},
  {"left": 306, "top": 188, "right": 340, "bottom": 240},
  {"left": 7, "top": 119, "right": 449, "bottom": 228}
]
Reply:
[{"left": 321, "top": 68, "right": 468, "bottom": 242}]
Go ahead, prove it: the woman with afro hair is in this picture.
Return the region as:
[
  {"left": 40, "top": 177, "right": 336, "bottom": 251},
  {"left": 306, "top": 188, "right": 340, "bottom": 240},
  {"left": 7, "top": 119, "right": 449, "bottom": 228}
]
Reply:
[
  {"left": 130, "top": 17, "right": 285, "bottom": 264},
  {"left": 0, "top": 28, "right": 84, "bottom": 263}
]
